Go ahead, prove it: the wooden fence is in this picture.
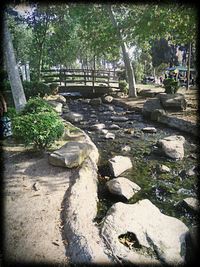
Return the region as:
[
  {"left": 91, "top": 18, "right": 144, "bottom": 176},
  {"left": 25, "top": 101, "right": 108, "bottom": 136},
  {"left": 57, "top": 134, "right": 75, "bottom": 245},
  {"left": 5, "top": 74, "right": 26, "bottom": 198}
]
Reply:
[{"left": 41, "top": 68, "right": 120, "bottom": 88}]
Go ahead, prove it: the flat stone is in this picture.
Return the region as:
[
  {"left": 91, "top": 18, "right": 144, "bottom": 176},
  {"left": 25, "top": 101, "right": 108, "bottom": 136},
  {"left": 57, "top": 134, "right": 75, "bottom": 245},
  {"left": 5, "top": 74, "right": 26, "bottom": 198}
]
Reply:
[
  {"left": 109, "top": 124, "right": 120, "bottom": 130},
  {"left": 106, "top": 177, "right": 141, "bottom": 199},
  {"left": 63, "top": 112, "right": 83, "bottom": 122},
  {"left": 91, "top": 123, "right": 106, "bottom": 131},
  {"left": 49, "top": 141, "right": 93, "bottom": 168},
  {"left": 157, "top": 135, "right": 185, "bottom": 160},
  {"left": 111, "top": 116, "right": 128, "bottom": 122},
  {"left": 108, "top": 156, "right": 132, "bottom": 177},
  {"left": 104, "top": 132, "right": 115, "bottom": 140},
  {"left": 142, "top": 127, "right": 157, "bottom": 133}
]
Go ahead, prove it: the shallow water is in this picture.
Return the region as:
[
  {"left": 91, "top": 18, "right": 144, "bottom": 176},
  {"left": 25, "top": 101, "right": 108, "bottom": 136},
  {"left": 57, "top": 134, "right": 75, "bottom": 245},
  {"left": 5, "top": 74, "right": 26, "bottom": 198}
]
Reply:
[{"left": 66, "top": 98, "right": 198, "bottom": 228}]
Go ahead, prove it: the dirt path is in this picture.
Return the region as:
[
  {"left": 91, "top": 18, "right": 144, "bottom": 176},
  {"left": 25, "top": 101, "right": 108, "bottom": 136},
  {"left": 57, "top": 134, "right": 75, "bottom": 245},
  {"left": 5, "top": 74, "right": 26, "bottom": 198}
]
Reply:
[{"left": 3, "top": 140, "right": 75, "bottom": 265}]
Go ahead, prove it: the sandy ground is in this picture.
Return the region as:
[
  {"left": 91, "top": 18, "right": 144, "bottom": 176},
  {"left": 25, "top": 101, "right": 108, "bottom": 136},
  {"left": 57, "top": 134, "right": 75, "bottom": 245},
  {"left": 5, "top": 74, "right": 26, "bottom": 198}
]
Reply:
[{"left": 2, "top": 140, "right": 76, "bottom": 265}]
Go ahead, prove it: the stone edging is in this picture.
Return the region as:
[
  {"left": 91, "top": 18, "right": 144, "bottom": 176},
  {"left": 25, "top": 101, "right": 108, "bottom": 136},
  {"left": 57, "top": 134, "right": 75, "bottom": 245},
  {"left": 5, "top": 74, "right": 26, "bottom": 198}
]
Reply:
[
  {"left": 62, "top": 127, "right": 114, "bottom": 264},
  {"left": 113, "top": 98, "right": 198, "bottom": 137}
]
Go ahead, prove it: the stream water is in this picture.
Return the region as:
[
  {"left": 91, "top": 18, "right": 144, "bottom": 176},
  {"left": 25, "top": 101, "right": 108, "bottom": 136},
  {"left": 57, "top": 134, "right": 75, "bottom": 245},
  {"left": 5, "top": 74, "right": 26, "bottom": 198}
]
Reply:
[{"left": 65, "top": 98, "right": 198, "bottom": 228}]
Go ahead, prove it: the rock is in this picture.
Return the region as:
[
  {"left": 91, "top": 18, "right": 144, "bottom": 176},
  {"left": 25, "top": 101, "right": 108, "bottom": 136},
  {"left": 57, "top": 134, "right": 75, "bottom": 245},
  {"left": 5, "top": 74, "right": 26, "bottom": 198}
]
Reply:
[
  {"left": 109, "top": 124, "right": 120, "bottom": 130},
  {"left": 111, "top": 116, "right": 128, "bottom": 122},
  {"left": 32, "top": 182, "right": 40, "bottom": 191},
  {"left": 156, "top": 164, "right": 171, "bottom": 173},
  {"left": 107, "top": 105, "right": 115, "bottom": 112},
  {"left": 142, "top": 127, "right": 157, "bottom": 133},
  {"left": 101, "top": 129, "right": 108, "bottom": 135},
  {"left": 49, "top": 141, "right": 93, "bottom": 168},
  {"left": 90, "top": 98, "right": 102, "bottom": 106},
  {"left": 124, "top": 128, "right": 134, "bottom": 134},
  {"left": 102, "top": 95, "right": 113, "bottom": 103},
  {"left": 91, "top": 123, "right": 105, "bottom": 131},
  {"left": 44, "top": 94, "right": 66, "bottom": 104},
  {"left": 157, "top": 135, "right": 185, "bottom": 160},
  {"left": 185, "top": 225, "right": 198, "bottom": 264},
  {"left": 46, "top": 100, "right": 63, "bottom": 113},
  {"left": 159, "top": 93, "right": 187, "bottom": 111},
  {"left": 138, "top": 89, "right": 156, "bottom": 97},
  {"left": 90, "top": 114, "right": 97, "bottom": 118},
  {"left": 142, "top": 98, "right": 163, "bottom": 119},
  {"left": 108, "top": 156, "right": 132, "bottom": 177},
  {"left": 182, "top": 197, "right": 198, "bottom": 212},
  {"left": 106, "top": 177, "right": 141, "bottom": 199},
  {"left": 121, "top": 145, "right": 131, "bottom": 152},
  {"left": 63, "top": 112, "right": 83, "bottom": 123},
  {"left": 151, "top": 109, "right": 166, "bottom": 121},
  {"left": 101, "top": 199, "right": 188, "bottom": 265},
  {"left": 186, "top": 167, "right": 196, "bottom": 176},
  {"left": 104, "top": 132, "right": 115, "bottom": 140}
]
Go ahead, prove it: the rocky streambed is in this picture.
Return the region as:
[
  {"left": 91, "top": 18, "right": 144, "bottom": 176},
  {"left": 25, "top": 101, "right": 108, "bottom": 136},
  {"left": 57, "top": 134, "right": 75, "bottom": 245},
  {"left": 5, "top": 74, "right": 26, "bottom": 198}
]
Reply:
[{"left": 52, "top": 95, "right": 198, "bottom": 264}]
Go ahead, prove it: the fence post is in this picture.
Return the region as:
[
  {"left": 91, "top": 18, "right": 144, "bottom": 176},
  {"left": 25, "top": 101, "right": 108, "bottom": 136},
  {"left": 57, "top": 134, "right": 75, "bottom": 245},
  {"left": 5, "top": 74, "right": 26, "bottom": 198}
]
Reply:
[
  {"left": 108, "top": 70, "right": 110, "bottom": 87},
  {"left": 84, "top": 70, "right": 86, "bottom": 85},
  {"left": 92, "top": 69, "right": 95, "bottom": 93}
]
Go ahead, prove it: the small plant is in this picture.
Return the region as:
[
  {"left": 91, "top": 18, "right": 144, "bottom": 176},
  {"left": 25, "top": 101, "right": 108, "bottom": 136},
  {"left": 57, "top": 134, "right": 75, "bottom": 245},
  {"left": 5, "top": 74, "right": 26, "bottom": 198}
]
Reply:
[
  {"left": 12, "top": 112, "right": 64, "bottom": 150},
  {"left": 7, "top": 107, "right": 17, "bottom": 119},
  {"left": 119, "top": 80, "right": 128, "bottom": 94},
  {"left": 163, "top": 78, "right": 180, "bottom": 94},
  {"left": 21, "top": 97, "right": 55, "bottom": 115}
]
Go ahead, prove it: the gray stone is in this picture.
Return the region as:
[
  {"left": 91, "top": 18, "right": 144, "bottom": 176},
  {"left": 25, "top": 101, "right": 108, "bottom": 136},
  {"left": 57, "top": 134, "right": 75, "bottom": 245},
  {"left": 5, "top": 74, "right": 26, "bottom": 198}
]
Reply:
[
  {"left": 47, "top": 100, "right": 63, "bottom": 113},
  {"left": 142, "top": 127, "right": 157, "bottom": 133},
  {"left": 106, "top": 177, "right": 141, "bottom": 199},
  {"left": 142, "top": 98, "right": 163, "bottom": 118},
  {"left": 111, "top": 116, "right": 128, "bottom": 122},
  {"left": 101, "top": 129, "right": 108, "bottom": 135},
  {"left": 182, "top": 197, "right": 198, "bottom": 212},
  {"left": 63, "top": 112, "right": 83, "bottom": 123},
  {"left": 91, "top": 123, "right": 105, "bottom": 131},
  {"left": 109, "top": 124, "right": 120, "bottom": 130},
  {"left": 102, "top": 95, "right": 113, "bottom": 103},
  {"left": 159, "top": 93, "right": 187, "bottom": 111},
  {"left": 108, "top": 156, "right": 132, "bottom": 177},
  {"left": 101, "top": 199, "right": 188, "bottom": 265},
  {"left": 49, "top": 141, "right": 93, "bottom": 168},
  {"left": 156, "top": 164, "right": 171, "bottom": 173},
  {"left": 151, "top": 109, "right": 166, "bottom": 121},
  {"left": 90, "top": 98, "right": 102, "bottom": 106},
  {"left": 157, "top": 135, "right": 185, "bottom": 160},
  {"left": 104, "top": 132, "right": 115, "bottom": 140}
]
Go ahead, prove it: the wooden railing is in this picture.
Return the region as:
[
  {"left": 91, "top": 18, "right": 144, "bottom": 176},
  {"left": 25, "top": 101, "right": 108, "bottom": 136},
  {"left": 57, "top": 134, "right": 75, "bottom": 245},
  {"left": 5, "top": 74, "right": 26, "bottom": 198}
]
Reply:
[{"left": 41, "top": 68, "right": 120, "bottom": 88}]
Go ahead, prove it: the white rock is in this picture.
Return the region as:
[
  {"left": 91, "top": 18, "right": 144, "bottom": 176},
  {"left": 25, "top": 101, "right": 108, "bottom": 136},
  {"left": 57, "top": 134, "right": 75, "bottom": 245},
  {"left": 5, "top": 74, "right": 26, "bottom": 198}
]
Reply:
[
  {"left": 142, "top": 127, "right": 157, "bottom": 133},
  {"left": 109, "top": 124, "right": 120, "bottom": 130},
  {"left": 101, "top": 129, "right": 108, "bottom": 134},
  {"left": 101, "top": 199, "right": 189, "bottom": 265},
  {"left": 121, "top": 145, "right": 131, "bottom": 152},
  {"left": 91, "top": 123, "right": 106, "bottom": 131},
  {"left": 105, "top": 132, "right": 115, "bottom": 140},
  {"left": 111, "top": 116, "right": 128, "bottom": 122},
  {"left": 183, "top": 197, "right": 198, "bottom": 212},
  {"left": 157, "top": 135, "right": 185, "bottom": 160},
  {"left": 108, "top": 156, "right": 132, "bottom": 177},
  {"left": 106, "top": 177, "right": 141, "bottom": 199},
  {"left": 157, "top": 164, "right": 171, "bottom": 173}
]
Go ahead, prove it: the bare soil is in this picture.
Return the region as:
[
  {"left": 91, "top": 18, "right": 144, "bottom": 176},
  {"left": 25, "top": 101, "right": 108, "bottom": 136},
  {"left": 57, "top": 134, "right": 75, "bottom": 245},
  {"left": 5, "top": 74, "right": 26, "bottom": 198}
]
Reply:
[{"left": 2, "top": 139, "right": 76, "bottom": 265}]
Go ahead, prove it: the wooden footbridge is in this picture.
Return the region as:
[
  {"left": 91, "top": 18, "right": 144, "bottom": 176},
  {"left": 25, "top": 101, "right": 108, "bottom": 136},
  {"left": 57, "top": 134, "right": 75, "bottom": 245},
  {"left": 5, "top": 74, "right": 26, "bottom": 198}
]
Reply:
[{"left": 41, "top": 68, "right": 121, "bottom": 97}]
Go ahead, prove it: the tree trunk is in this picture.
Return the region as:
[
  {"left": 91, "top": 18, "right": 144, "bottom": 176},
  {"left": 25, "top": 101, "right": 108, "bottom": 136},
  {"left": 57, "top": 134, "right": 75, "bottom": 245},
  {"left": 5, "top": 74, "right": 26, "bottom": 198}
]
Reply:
[
  {"left": 186, "top": 42, "right": 191, "bottom": 90},
  {"left": 106, "top": 5, "right": 137, "bottom": 97},
  {"left": 3, "top": 18, "right": 27, "bottom": 112}
]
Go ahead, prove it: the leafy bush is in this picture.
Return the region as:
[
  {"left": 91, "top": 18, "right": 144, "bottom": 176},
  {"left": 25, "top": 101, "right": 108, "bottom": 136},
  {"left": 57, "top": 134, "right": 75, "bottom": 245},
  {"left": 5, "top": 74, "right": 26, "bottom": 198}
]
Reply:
[
  {"left": 22, "top": 81, "right": 51, "bottom": 99},
  {"left": 7, "top": 107, "right": 17, "bottom": 119},
  {"left": 163, "top": 78, "right": 180, "bottom": 94},
  {"left": 12, "top": 112, "right": 64, "bottom": 150},
  {"left": 21, "top": 97, "right": 55, "bottom": 115},
  {"left": 119, "top": 80, "right": 128, "bottom": 94}
]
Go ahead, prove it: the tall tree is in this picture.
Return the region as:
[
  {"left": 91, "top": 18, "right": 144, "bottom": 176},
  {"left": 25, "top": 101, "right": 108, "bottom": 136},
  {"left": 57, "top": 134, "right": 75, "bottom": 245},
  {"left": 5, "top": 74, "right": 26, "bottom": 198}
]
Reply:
[
  {"left": 3, "top": 16, "right": 27, "bottom": 111},
  {"left": 106, "top": 5, "right": 137, "bottom": 97}
]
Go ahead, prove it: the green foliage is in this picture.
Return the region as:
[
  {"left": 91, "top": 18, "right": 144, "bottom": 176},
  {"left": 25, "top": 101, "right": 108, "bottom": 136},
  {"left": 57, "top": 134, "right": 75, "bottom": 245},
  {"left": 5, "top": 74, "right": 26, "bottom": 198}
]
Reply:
[
  {"left": 22, "top": 81, "right": 51, "bottom": 99},
  {"left": 7, "top": 107, "right": 17, "bottom": 119},
  {"left": 119, "top": 80, "right": 128, "bottom": 94},
  {"left": 12, "top": 112, "right": 64, "bottom": 150},
  {"left": 21, "top": 96, "right": 55, "bottom": 115},
  {"left": 163, "top": 78, "right": 180, "bottom": 94}
]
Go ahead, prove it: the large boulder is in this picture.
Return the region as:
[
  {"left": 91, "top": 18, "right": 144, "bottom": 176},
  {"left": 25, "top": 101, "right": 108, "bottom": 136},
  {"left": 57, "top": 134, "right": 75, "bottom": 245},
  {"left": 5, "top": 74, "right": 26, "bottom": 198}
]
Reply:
[
  {"left": 108, "top": 156, "right": 132, "bottom": 177},
  {"left": 106, "top": 177, "right": 141, "bottom": 199},
  {"left": 142, "top": 98, "right": 163, "bottom": 119},
  {"left": 49, "top": 141, "right": 93, "bottom": 168},
  {"left": 101, "top": 199, "right": 189, "bottom": 265},
  {"left": 159, "top": 93, "right": 187, "bottom": 111},
  {"left": 157, "top": 135, "right": 185, "bottom": 160},
  {"left": 46, "top": 100, "right": 63, "bottom": 113}
]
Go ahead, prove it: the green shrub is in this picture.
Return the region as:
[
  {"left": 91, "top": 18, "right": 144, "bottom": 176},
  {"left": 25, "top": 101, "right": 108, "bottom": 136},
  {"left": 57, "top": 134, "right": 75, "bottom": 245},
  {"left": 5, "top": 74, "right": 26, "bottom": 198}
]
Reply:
[
  {"left": 119, "top": 80, "right": 128, "bottom": 94},
  {"left": 22, "top": 81, "right": 51, "bottom": 99},
  {"left": 12, "top": 112, "right": 64, "bottom": 150},
  {"left": 163, "top": 78, "right": 180, "bottom": 94},
  {"left": 7, "top": 107, "right": 17, "bottom": 119},
  {"left": 21, "top": 97, "right": 55, "bottom": 115}
]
